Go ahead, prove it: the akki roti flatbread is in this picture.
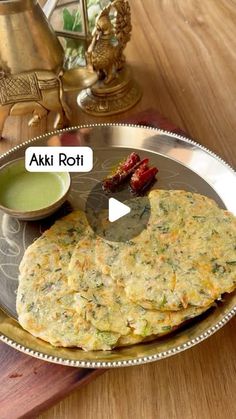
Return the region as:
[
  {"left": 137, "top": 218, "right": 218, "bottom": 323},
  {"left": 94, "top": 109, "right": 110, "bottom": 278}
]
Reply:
[
  {"left": 96, "top": 190, "right": 236, "bottom": 311},
  {"left": 16, "top": 190, "right": 236, "bottom": 351}
]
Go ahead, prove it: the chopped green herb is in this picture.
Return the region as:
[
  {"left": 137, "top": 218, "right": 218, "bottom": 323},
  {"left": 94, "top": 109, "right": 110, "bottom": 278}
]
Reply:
[
  {"left": 27, "top": 302, "right": 34, "bottom": 312},
  {"left": 139, "top": 205, "right": 150, "bottom": 219},
  {"left": 160, "top": 294, "right": 167, "bottom": 307},
  {"left": 212, "top": 263, "right": 226, "bottom": 274},
  {"left": 162, "top": 326, "right": 172, "bottom": 331},
  {"left": 41, "top": 282, "right": 53, "bottom": 292},
  {"left": 166, "top": 259, "right": 178, "bottom": 272},
  {"left": 183, "top": 315, "right": 191, "bottom": 321},
  {"left": 106, "top": 242, "right": 114, "bottom": 249},
  {"left": 136, "top": 305, "right": 146, "bottom": 314},
  {"left": 226, "top": 261, "right": 236, "bottom": 265},
  {"left": 92, "top": 294, "right": 99, "bottom": 303},
  {"left": 80, "top": 295, "right": 92, "bottom": 302},
  {"left": 200, "top": 289, "right": 208, "bottom": 295},
  {"left": 141, "top": 320, "right": 150, "bottom": 337},
  {"left": 159, "top": 202, "right": 168, "bottom": 214},
  {"left": 62, "top": 311, "right": 72, "bottom": 320},
  {"left": 96, "top": 331, "right": 117, "bottom": 345},
  {"left": 179, "top": 217, "right": 185, "bottom": 227},
  {"left": 67, "top": 228, "right": 76, "bottom": 234},
  {"left": 157, "top": 225, "right": 169, "bottom": 233},
  {"left": 115, "top": 296, "right": 122, "bottom": 304}
]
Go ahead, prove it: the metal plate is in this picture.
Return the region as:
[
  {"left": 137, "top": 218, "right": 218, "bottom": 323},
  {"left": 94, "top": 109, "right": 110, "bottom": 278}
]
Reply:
[{"left": 0, "top": 124, "right": 235, "bottom": 368}]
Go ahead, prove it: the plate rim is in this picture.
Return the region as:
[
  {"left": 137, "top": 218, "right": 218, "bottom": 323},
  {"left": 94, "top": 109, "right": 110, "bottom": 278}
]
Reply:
[
  {"left": 0, "top": 123, "right": 235, "bottom": 368},
  {"left": 0, "top": 123, "right": 235, "bottom": 174}
]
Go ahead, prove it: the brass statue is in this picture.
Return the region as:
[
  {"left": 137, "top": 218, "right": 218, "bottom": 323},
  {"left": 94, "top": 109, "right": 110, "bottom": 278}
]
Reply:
[
  {"left": 78, "top": 0, "right": 141, "bottom": 116},
  {"left": 86, "top": 0, "right": 131, "bottom": 84}
]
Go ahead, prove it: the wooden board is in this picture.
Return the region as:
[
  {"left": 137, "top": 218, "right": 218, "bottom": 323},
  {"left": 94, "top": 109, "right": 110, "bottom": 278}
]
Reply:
[
  {"left": 0, "top": 109, "right": 175, "bottom": 419},
  {"left": 0, "top": 344, "right": 102, "bottom": 419}
]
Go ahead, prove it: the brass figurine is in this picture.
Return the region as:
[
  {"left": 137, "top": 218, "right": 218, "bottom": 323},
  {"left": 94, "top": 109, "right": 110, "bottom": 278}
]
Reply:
[
  {"left": 0, "top": 0, "right": 74, "bottom": 139},
  {"left": 78, "top": 0, "right": 141, "bottom": 116},
  {"left": 86, "top": 0, "right": 131, "bottom": 84},
  {"left": 0, "top": 0, "right": 80, "bottom": 138},
  {"left": 0, "top": 69, "right": 71, "bottom": 138},
  {"left": 0, "top": 0, "right": 71, "bottom": 139}
]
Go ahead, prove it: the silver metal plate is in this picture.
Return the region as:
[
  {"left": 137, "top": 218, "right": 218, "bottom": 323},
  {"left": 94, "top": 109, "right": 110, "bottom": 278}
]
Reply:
[{"left": 0, "top": 124, "right": 235, "bottom": 368}]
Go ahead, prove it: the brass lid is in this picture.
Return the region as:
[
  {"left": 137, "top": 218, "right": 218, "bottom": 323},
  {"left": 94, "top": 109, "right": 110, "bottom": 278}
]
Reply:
[
  {"left": 0, "top": 0, "right": 37, "bottom": 15},
  {"left": 0, "top": 0, "right": 64, "bottom": 73}
]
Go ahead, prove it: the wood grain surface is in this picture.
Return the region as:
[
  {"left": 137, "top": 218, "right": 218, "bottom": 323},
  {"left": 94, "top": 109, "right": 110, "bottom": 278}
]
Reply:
[
  {"left": 40, "top": 319, "right": 236, "bottom": 419},
  {"left": 0, "top": 343, "right": 102, "bottom": 419},
  {"left": 1, "top": 0, "right": 235, "bottom": 418}
]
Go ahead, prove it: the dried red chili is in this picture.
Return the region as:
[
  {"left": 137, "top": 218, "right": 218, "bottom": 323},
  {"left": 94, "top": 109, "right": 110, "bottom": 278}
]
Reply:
[
  {"left": 102, "top": 152, "right": 141, "bottom": 192},
  {"left": 102, "top": 152, "right": 158, "bottom": 194}
]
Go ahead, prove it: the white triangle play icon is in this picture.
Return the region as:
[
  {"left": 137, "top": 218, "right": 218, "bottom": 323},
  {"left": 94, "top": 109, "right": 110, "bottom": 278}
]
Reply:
[{"left": 108, "top": 198, "right": 131, "bottom": 222}]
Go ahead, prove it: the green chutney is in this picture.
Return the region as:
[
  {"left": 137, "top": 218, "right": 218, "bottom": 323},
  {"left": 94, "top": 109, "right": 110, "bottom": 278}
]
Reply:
[{"left": 0, "top": 171, "right": 65, "bottom": 211}]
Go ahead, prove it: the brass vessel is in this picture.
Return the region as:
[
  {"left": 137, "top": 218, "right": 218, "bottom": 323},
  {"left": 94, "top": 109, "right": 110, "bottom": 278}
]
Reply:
[
  {"left": 0, "top": 0, "right": 70, "bottom": 138},
  {"left": 0, "top": 0, "right": 64, "bottom": 74}
]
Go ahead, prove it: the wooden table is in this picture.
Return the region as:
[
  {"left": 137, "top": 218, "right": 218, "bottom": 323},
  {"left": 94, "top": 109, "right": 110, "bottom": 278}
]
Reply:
[{"left": 1, "top": 0, "right": 235, "bottom": 418}]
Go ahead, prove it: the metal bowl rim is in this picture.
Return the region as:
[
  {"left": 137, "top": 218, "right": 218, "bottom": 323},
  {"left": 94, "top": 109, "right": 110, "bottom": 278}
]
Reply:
[{"left": 0, "top": 156, "right": 71, "bottom": 218}]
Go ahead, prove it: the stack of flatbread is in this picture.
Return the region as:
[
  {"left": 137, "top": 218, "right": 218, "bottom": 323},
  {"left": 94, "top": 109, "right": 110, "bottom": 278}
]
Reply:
[{"left": 17, "top": 190, "right": 236, "bottom": 351}]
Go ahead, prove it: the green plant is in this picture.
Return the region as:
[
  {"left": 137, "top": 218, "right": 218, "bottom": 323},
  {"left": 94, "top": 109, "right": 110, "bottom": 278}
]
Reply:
[{"left": 61, "top": 0, "right": 110, "bottom": 69}]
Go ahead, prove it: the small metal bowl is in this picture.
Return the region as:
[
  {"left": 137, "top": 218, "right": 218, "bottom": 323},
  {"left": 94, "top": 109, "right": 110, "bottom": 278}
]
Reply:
[{"left": 0, "top": 157, "right": 71, "bottom": 220}]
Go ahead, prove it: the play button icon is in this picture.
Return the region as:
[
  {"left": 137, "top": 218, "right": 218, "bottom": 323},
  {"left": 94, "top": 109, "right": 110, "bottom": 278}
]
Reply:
[
  {"left": 108, "top": 198, "right": 131, "bottom": 222},
  {"left": 85, "top": 181, "right": 151, "bottom": 242}
]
